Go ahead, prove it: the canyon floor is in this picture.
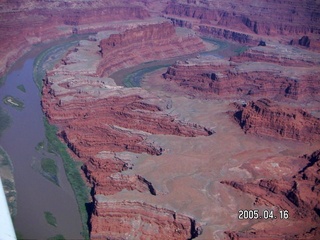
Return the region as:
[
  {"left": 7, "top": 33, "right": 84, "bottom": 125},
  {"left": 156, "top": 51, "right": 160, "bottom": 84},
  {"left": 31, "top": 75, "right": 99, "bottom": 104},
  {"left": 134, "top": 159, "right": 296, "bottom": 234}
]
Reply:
[{"left": 140, "top": 69, "right": 319, "bottom": 239}]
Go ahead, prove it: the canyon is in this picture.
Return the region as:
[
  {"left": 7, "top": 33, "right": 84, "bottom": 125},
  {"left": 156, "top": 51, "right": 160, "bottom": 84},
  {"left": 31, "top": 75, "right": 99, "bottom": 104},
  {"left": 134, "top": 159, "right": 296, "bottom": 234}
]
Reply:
[
  {"left": 0, "top": 0, "right": 319, "bottom": 239},
  {"left": 164, "top": 0, "right": 320, "bottom": 49},
  {"left": 0, "top": 0, "right": 150, "bottom": 77},
  {"left": 41, "top": 19, "right": 213, "bottom": 239},
  {"left": 163, "top": 44, "right": 320, "bottom": 101}
]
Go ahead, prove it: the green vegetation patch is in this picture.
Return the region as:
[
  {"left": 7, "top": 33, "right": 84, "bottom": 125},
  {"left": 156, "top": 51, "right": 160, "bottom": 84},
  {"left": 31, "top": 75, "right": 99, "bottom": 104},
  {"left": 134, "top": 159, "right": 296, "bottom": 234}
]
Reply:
[
  {"left": 35, "top": 140, "right": 45, "bottom": 151},
  {"left": 123, "top": 65, "right": 169, "bottom": 87},
  {"left": 41, "top": 158, "right": 57, "bottom": 176},
  {"left": 33, "top": 38, "right": 91, "bottom": 239},
  {"left": 44, "top": 119, "right": 89, "bottom": 239},
  {"left": 44, "top": 211, "right": 57, "bottom": 227},
  {"left": 2, "top": 178, "right": 17, "bottom": 216},
  {"left": 17, "top": 84, "right": 26, "bottom": 93},
  {"left": 3, "top": 95, "right": 24, "bottom": 110},
  {"left": 33, "top": 40, "right": 80, "bottom": 91},
  {"left": 0, "top": 76, "right": 6, "bottom": 87},
  {"left": 0, "top": 107, "right": 11, "bottom": 137},
  {"left": 41, "top": 157, "right": 58, "bottom": 177},
  {"left": 47, "top": 234, "right": 66, "bottom": 240},
  {"left": 36, "top": 157, "right": 59, "bottom": 186},
  {"left": 16, "top": 231, "right": 24, "bottom": 240}
]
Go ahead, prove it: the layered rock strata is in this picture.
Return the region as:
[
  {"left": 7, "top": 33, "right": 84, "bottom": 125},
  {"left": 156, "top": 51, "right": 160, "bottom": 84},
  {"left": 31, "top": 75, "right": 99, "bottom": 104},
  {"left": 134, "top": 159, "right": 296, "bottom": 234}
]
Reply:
[
  {"left": 163, "top": 0, "right": 320, "bottom": 47},
  {"left": 163, "top": 44, "right": 320, "bottom": 101},
  {"left": 222, "top": 150, "right": 320, "bottom": 239},
  {"left": 233, "top": 99, "right": 320, "bottom": 142},
  {"left": 82, "top": 154, "right": 157, "bottom": 196},
  {"left": 97, "top": 21, "right": 206, "bottom": 76},
  {"left": 42, "top": 22, "right": 211, "bottom": 239},
  {"left": 90, "top": 197, "right": 202, "bottom": 240},
  {"left": 44, "top": 92, "right": 211, "bottom": 157},
  {"left": 0, "top": 0, "right": 152, "bottom": 77},
  {"left": 3, "top": 1, "right": 320, "bottom": 239}
]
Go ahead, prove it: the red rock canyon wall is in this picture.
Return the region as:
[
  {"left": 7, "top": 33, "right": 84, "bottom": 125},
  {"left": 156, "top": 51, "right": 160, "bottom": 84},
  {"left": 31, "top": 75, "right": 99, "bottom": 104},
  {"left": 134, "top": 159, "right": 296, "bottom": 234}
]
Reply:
[{"left": 41, "top": 21, "right": 211, "bottom": 239}]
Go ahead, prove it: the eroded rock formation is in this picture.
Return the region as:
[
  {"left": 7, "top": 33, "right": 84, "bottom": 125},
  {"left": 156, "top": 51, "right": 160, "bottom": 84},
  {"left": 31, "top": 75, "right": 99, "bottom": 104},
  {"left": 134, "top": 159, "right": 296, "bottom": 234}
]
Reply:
[
  {"left": 97, "top": 21, "right": 205, "bottom": 76},
  {"left": 90, "top": 197, "right": 202, "bottom": 240},
  {"left": 163, "top": 44, "right": 320, "bottom": 101},
  {"left": 233, "top": 99, "right": 320, "bottom": 142},
  {"left": 0, "top": 0, "right": 152, "bottom": 77},
  {"left": 2, "top": 1, "right": 320, "bottom": 239},
  {"left": 222, "top": 150, "right": 320, "bottom": 239},
  {"left": 164, "top": 0, "right": 320, "bottom": 47},
  {"left": 41, "top": 21, "right": 211, "bottom": 239},
  {"left": 82, "top": 155, "right": 156, "bottom": 196}
]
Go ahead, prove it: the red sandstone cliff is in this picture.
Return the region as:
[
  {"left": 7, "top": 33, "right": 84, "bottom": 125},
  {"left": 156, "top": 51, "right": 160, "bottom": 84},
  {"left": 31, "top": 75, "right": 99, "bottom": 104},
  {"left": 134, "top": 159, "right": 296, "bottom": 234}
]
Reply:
[
  {"left": 41, "top": 23, "right": 212, "bottom": 239},
  {"left": 4, "top": 1, "right": 319, "bottom": 238},
  {"left": 82, "top": 156, "right": 156, "bottom": 196},
  {"left": 97, "top": 21, "right": 205, "bottom": 76},
  {"left": 42, "top": 92, "right": 212, "bottom": 157},
  {"left": 164, "top": 0, "right": 320, "bottom": 46},
  {"left": 163, "top": 44, "right": 320, "bottom": 101},
  {"left": 222, "top": 150, "right": 320, "bottom": 239},
  {"left": 233, "top": 98, "right": 320, "bottom": 142},
  {"left": 90, "top": 198, "right": 202, "bottom": 240},
  {"left": 0, "top": 0, "right": 150, "bottom": 76}
]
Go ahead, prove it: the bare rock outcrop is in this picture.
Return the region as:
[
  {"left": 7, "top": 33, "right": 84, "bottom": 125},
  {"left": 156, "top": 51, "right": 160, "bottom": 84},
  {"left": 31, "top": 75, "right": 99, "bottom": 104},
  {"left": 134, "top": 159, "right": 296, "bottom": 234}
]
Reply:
[
  {"left": 82, "top": 155, "right": 157, "bottom": 196},
  {"left": 163, "top": 44, "right": 320, "bottom": 101},
  {"left": 222, "top": 150, "right": 320, "bottom": 239},
  {"left": 43, "top": 92, "right": 212, "bottom": 157},
  {"left": 97, "top": 21, "right": 205, "bottom": 76},
  {"left": 0, "top": 0, "right": 151, "bottom": 77},
  {"left": 233, "top": 99, "right": 320, "bottom": 142},
  {"left": 164, "top": 0, "right": 320, "bottom": 44},
  {"left": 41, "top": 22, "right": 211, "bottom": 239},
  {"left": 90, "top": 197, "right": 202, "bottom": 240},
  {"left": 42, "top": 21, "right": 212, "bottom": 158}
]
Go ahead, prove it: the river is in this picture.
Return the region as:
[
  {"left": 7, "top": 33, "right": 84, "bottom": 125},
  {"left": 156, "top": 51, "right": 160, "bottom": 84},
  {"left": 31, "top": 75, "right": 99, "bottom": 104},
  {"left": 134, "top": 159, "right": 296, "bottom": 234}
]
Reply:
[
  {"left": 0, "top": 34, "right": 245, "bottom": 239},
  {"left": 0, "top": 41, "right": 83, "bottom": 239},
  {"left": 111, "top": 38, "right": 246, "bottom": 87}
]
